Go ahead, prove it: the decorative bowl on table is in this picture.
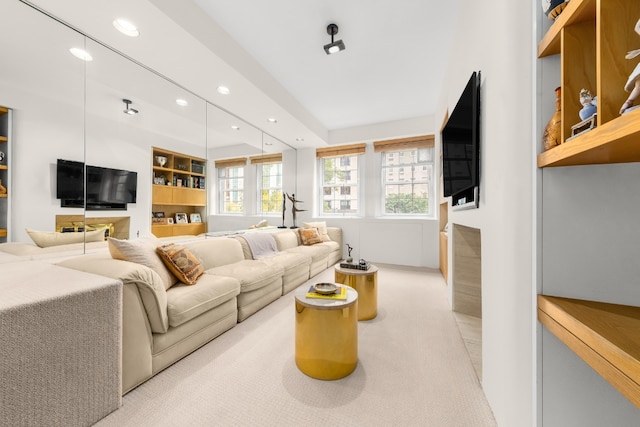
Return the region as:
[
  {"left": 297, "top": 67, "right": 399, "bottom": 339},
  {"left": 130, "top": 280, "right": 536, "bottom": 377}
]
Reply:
[{"left": 314, "top": 283, "right": 337, "bottom": 295}]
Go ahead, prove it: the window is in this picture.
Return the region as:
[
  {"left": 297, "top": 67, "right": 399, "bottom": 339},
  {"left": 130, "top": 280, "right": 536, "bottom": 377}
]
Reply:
[
  {"left": 316, "top": 143, "right": 366, "bottom": 216},
  {"left": 374, "top": 135, "right": 434, "bottom": 216},
  {"left": 256, "top": 162, "right": 283, "bottom": 214},
  {"left": 215, "top": 158, "right": 246, "bottom": 213}
]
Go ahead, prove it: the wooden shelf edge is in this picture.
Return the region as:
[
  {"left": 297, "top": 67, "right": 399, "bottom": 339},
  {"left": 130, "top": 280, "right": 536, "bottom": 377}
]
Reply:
[
  {"left": 0, "top": 107, "right": 8, "bottom": 115},
  {"left": 0, "top": 229, "right": 7, "bottom": 237},
  {"left": 0, "top": 136, "right": 7, "bottom": 143},
  {"left": 538, "top": 109, "right": 640, "bottom": 167},
  {"left": 538, "top": 0, "right": 596, "bottom": 57},
  {"left": 538, "top": 295, "right": 640, "bottom": 409}
]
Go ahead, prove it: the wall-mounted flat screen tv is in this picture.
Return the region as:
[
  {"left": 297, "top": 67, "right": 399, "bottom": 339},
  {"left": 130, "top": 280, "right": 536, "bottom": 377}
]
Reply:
[
  {"left": 56, "top": 159, "right": 137, "bottom": 210},
  {"left": 441, "top": 71, "right": 480, "bottom": 208}
]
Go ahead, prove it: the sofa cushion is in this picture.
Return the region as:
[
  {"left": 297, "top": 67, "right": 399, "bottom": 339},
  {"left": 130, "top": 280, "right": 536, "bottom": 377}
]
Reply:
[
  {"left": 302, "top": 221, "right": 331, "bottom": 242},
  {"left": 166, "top": 274, "right": 240, "bottom": 328},
  {"left": 298, "top": 227, "right": 323, "bottom": 245},
  {"left": 184, "top": 238, "right": 245, "bottom": 270},
  {"left": 206, "top": 260, "right": 283, "bottom": 293},
  {"left": 156, "top": 244, "right": 204, "bottom": 285},
  {"left": 285, "top": 243, "right": 331, "bottom": 263},
  {"left": 108, "top": 236, "right": 177, "bottom": 290},
  {"left": 272, "top": 230, "right": 300, "bottom": 251},
  {"left": 26, "top": 228, "right": 106, "bottom": 248}
]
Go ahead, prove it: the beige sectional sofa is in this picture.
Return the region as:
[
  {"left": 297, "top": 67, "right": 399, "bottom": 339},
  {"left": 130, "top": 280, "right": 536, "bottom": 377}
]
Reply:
[{"left": 55, "top": 226, "right": 342, "bottom": 394}]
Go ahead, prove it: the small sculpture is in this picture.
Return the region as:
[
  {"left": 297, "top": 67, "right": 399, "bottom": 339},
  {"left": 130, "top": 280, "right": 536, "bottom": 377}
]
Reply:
[
  {"left": 542, "top": 86, "right": 562, "bottom": 151},
  {"left": 346, "top": 244, "right": 353, "bottom": 263},
  {"left": 620, "top": 18, "right": 640, "bottom": 115},
  {"left": 541, "top": 0, "right": 570, "bottom": 20},
  {"left": 278, "top": 192, "right": 287, "bottom": 228},
  {"left": 578, "top": 89, "right": 597, "bottom": 120},
  {"left": 286, "top": 193, "right": 306, "bottom": 229}
]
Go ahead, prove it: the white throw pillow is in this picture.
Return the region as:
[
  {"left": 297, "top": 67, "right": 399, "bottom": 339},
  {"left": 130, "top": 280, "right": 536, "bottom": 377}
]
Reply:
[
  {"left": 26, "top": 228, "right": 106, "bottom": 248},
  {"left": 108, "top": 236, "right": 177, "bottom": 290}
]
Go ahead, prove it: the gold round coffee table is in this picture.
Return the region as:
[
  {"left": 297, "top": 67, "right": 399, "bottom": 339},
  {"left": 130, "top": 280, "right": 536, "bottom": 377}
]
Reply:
[
  {"left": 334, "top": 264, "right": 378, "bottom": 320},
  {"left": 294, "top": 285, "right": 358, "bottom": 380}
]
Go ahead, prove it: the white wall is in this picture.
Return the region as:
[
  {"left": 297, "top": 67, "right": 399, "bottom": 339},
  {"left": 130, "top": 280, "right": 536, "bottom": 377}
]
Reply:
[{"left": 436, "top": 1, "right": 535, "bottom": 425}]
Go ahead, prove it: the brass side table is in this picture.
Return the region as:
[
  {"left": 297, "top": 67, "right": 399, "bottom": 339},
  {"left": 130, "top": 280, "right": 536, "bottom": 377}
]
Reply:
[
  {"left": 294, "top": 285, "right": 358, "bottom": 380},
  {"left": 334, "top": 264, "right": 378, "bottom": 320}
]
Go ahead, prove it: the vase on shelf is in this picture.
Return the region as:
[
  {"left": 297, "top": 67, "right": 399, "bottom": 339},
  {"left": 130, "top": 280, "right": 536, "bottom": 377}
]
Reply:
[
  {"left": 542, "top": 87, "right": 562, "bottom": 151},
  {"left": 0, "top": 179, "right": 7, "bottom": 195},
  {"left": 541, "top": 0, "right": 570, "bottom": 20}
]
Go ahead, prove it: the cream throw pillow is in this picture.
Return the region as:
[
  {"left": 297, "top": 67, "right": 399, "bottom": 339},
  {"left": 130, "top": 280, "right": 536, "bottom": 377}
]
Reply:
[
  {"left": 108, "top": 236, "right": 177, "bottom": 290},
  {"left": 26, "top": 228, "right": 106, "bottom": 248},
  {"left": 302, "top": 221, "right": 331, "bottom": 242}
]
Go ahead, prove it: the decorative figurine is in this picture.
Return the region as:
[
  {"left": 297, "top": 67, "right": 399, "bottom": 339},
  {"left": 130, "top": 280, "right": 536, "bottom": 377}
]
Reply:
[
  {"left": 620, "top": 18, "right": 640, "bottom": 115},
  {"left": 541, "top": 0, "right": 571, "bottom": 20},
  {"left": 286, "top": 193, "right": 306, "bottom": 229},
  {"left": 278, "top": 191, "right": 287, "bottom": 228},
  {"left": 542, "top": 86, "right": 562, "bottom": 151},
  {"left": 578, "top": 89, "right": 597, "bottom": 120},
  {"left": 346, "top": 244, "right": 353, "bottom": 263}
]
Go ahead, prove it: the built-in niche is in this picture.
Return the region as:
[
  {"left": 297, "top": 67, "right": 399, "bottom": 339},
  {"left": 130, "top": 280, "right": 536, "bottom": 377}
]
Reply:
[{"left": 452, "top": 223, "right": 482, "bottom": 379}]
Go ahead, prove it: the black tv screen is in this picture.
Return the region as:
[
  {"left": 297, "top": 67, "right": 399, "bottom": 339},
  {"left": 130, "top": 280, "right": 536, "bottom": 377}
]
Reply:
[
  {"left": 442, "top": 71, "right": 480, "bottom": 198},
  {"left": 56, "top": 159, "right": 137, "bottom": 209}
]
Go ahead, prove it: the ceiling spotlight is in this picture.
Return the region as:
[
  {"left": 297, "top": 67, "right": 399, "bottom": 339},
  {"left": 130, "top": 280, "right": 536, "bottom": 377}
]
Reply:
[
  {"left": 323, "top": 23, "right": 345, "bottom": 55},
  {"left": 217, "top": 85, "right": 230, "bottom": 95},
  {"left": 267, "top": 118, "right": 278, "bottom": 124},
  {"left": 176, "top": 98, "right": 189, "bottom": 107},
  {"left": 231, "top": 125, "right": 240, "bottom": 130},
  {"left": 122, "top": 99, "right": 138, "bottom": 115},
  {"left": 113, "top": 18, "right": 139, "bottom": 37},
  {"left": 69, "top": 47, "right": 93, "bottom": 61}
]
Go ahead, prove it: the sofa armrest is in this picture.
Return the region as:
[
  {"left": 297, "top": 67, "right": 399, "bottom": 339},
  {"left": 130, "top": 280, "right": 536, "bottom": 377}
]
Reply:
[{"left": 57, "top": 253, "right": 169, "bottom": 334}]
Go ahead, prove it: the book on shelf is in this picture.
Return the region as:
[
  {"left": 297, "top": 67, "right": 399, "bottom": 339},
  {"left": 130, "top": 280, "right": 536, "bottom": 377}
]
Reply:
[{"left": 305, "top": 284, "right": 347, "bottom": 300}]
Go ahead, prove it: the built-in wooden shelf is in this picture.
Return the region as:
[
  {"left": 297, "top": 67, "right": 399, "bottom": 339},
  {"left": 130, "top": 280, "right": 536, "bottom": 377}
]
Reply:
[
  {"left": 538, "top": 295, "right": 640, "bottom": 409},
  {"left": 537, "top": 109, "right": 640, "bottom": 167},
  {"left": 538, "top": 0, "right": 595, "bottom": 58},
  {"left": 0, "top": 136, "right": 6, "bottom": 143},
  {"left": 0, "top": 229, "right": 6, "bottom": 237}
]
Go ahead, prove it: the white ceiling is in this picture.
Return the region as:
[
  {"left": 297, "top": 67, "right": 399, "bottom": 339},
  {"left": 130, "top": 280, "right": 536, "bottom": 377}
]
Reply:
[{"left": 23, "top": 0, "right": 462, "bottom": 149}]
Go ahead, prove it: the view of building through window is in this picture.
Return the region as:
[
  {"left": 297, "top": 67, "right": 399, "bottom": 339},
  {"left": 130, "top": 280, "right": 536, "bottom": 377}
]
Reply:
[
  {"left": 218, "top": 166, "right": 244, "bottom": 213},
  {"left": 258, "top": 162, "right": 283, "bottom": 214},
  {"left": 381, "top": 148, "right": 432, "bottom": 215},
  {"left": 320, "top": 155, "right": 359, "bottom": 215}
]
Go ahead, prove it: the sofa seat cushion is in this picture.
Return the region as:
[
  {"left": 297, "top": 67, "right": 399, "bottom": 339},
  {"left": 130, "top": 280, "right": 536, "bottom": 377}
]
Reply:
[
  {"left": 285, "top": 244, "right": 331, "bottom": 263},
  {"left": 166, "top": 274, "right": 240, "bottom": 328},
  {"left": 206, "top": 260, "right": 283, "bottom": 293},
  {"left": 261, "top": 251, "right": 311, "bottom": 272},
  {"left": 316, "top": 240, "right": 340, "bottom": 253}
]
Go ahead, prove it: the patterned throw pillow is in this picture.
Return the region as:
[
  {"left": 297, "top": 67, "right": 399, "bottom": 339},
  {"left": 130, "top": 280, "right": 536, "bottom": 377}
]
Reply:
[
  {"left": 302, "top": 221, "right": 331, "bottom": 242},
  {"left": 156, "top": 243, "right": 204, "bottom": 285},
  {"left": 298, "top": 227, "right": 323, "bottom": 246}
]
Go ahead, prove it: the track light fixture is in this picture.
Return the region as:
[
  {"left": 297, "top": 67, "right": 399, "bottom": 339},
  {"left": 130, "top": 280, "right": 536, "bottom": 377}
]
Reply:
[
  {"left": 324, "top": 23, "right": 345, "bottom": 55},
  {"left": 122, "top": 99, "right": 138, "bottom": 115}
]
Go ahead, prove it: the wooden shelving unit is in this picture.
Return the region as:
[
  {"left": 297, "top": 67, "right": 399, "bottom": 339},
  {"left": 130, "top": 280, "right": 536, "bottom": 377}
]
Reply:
[
  {"left": 538, "top": 295, "right": 640, "bottom": 409},
  {"left": 151, "top": 147, "right": 206, "bottom": 238},
  {"left": 537, "top": 0, "right": 640, "bottom": 167},
  {"left": 537, "top": 0, "right": 640, "bottom": 410},
  {"left": 0, "top": 106, "right": 9, "bottom": 242}
]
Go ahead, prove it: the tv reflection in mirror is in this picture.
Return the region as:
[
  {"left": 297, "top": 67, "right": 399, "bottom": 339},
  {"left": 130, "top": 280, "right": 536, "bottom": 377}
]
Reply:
[
  {"left": 56, "top": 159, "right": 137, "bottom": 210},
  {"left": 441, "top": 71, "right": 481, "bottom": 211}
]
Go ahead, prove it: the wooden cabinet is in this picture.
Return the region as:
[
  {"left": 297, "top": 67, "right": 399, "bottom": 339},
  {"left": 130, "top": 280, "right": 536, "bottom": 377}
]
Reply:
[
  {"left": 151, "top": 147, "right": 206, "bottom": 237},
  {"left": 0, "top": 106, "right": 10, "bottom": 242},
  {"left": 537, "top": 0, "right": 640, "bottom": 410}
]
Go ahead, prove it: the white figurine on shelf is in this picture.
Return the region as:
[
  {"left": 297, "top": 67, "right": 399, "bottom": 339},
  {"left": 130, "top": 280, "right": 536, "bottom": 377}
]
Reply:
[{"left": 620, "top": 18, "right": 640, "bottom": 115}]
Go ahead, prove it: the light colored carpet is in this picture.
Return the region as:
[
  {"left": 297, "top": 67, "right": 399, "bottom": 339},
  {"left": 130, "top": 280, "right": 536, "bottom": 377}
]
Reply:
[{"left": 96, "top": 263, "right": 496, "bottom": 427}]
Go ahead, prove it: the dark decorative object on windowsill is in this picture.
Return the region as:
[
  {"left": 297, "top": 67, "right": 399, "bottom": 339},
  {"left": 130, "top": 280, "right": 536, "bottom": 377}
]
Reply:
[{"left": 278, "top": 191, "right": 287, "bottom": 228}]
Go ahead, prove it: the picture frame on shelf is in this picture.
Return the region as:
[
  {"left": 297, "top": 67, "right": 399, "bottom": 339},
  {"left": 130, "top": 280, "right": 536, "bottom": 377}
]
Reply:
[
  {"left": 175, "top": 212, "right": 188, "bottom": 224},
  {"left": 190, "top": 213, "right": 202, "bottom": 223},
  {"left": 152, "top": 211, "right": 165, "bottom": 218},
  {"left": 167, "top": 218, "right": 174, "bottom": 224}
]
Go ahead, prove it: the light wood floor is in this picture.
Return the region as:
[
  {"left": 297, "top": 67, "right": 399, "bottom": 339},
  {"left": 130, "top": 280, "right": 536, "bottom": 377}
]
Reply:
[{"left": 454, "top": 312, "right": 482, "bottom": 381}]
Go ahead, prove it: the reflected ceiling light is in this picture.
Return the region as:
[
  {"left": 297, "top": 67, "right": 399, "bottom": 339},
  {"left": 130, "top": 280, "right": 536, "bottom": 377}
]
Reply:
[
  {"left": 264, "top": 141, "right": 273, "bottom": 146},
  {"left": 69, "top": 47, "right": 93, "bottom": 61},
  {"left": 296, "top": 137, "right": 305, "bottom": 142},
  {"left": 113, "top": 18, "right": 139, "bottom": 37},
  {"left": 231, "top": 125, "right": 240, "bottom": 130},
  {"left": 217, "top": 85, "right": 230, "bottom": 95},
  {"left": 323, "top": 23, "right": 345, "bottom": 55},
  {"left": 122, "top": 99, "right": 138, "bottom": 115},
  {"left": 176, "top": 98, "right": 188, "bottom": 107},
  {"left": 267, "top": 118, "right": 278, "bottom": 123}
]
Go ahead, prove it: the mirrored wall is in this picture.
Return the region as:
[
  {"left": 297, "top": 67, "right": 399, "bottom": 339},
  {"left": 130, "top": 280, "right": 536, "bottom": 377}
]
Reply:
[{"left": 0, "top": 0, "right": 295, "bottom": 254}]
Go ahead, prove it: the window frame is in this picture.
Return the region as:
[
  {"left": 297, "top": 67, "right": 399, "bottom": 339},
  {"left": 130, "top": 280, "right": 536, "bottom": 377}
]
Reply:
[{"left": 255, "top": 161, "right": 283, "bottom": 216}]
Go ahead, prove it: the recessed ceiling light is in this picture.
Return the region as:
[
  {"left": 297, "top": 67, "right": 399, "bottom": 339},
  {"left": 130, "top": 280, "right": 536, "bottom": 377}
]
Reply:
[
  {"left": 217, "top": 86, "right": 230, "bottom": 95},
  {"left": 113, "top": 19, "right": 139, "bottom": 37},
  {"left": 231, "top": 125, "right": 240, "bottom": 130},
  {"left": 296, "top": 137, "right": 304, "bottom": 142},
  {"left": 267, "top": 118, "right": 278, "bottom": 124},
  {"left": 69, "top": 47, "right": 93, "bottom": 61},
  {"left": 264, "top": 141, "right": 273, "bottom": 146},
  {"left": 176, "top": 98, "right": 188, "bottom": 107}
]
